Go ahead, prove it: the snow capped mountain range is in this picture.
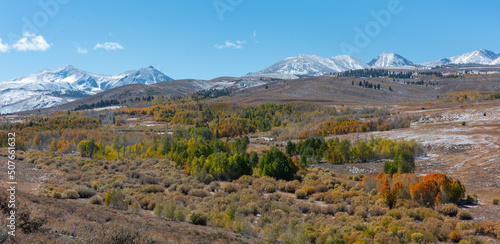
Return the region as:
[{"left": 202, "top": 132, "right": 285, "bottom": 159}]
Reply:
[
  {"left": 421, "top": 49, "right": 499, "bottom": 67},
  {"left": 2, "top": 49, "right": 500, "bottom": 114},
  {"left": 0, "top": 65, "right": 173, "bottom": 114},
  {"left": 492, "top": 56, "right": 500, "bottom": 66},
  {"left": 1, "top": 65, "right": 173, "bottom": 92},
  {"left": 251, "top": 54, "right": 369, "bottom": 77},
  {"left": 253, "top": 49, "right": 500, "bottom": 76},
  {"left": 369, "top": 52, "right": 413, "bottom": 67}
]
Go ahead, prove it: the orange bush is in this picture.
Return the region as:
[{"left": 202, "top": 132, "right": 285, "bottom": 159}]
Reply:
[{"left": 302, "top": 186, "right": 316, "bottom": 196}]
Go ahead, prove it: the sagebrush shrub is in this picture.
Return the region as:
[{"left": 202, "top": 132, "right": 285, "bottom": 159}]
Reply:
[
  {"left": 324, "top": 192, "right": 341, "bottom": 204},
  {"left": 74, "top": 186, "right": 96, "bottom": 198},
  {"left": 457, "top": 210, "right": 473, "bottom": 220},
  {"left": 465, "top": 194, "right": 477, "bottom": 204},
  {"left": 354, "top": 206, "right": 367, "bottom": 218},
  {"left": 302, "top": 186, "right": 316, "bottom": 196},
  {"left": 141, "top": 184, "right": 165, "bottom": 193},
  {"left": 410, "top": 233, "right": 424, "bottom": 243},
  {"left": 295, "top": 189, "right": 307, "bottom": 199},
  {"left": 448, "top": 231, "right": 461, "bottom": 242},
  {"left": 188, "top": 189, "right": 209, "bottom": 198},
  {"left": 207, "top": 181, "right": 220, "bottom": 192},
  {"left": 386, "top": 209, "right": 402, "bottom": 219},
  {"left": 439, "top": 204, "right": 458, "bottom": 217},
  {"left": 223, "top": 183, "right": 239, "bottom": 193},
  {"left": 310, "top": 204, "right": 324, "bottom": 215},
  {"left": 188, "top": 210, "right": 208, "bottom": 225},
  {"left": 285, "top": 181, "right": 301, "bottom": 193},
  {"left": 368, "top": 206, "right": 387, "bottom": 216},
  {"left": 177, "top": 184, "right": 192, "bottom": 195},
  {"left": 474, "top": 221, "right": 500, "bottom": 237},
  {"left": 89, "top": 196, "right": 103, "bottom": 205},
  {"left": 264, "top": 184, "right": 276, "bottom": 193},
  {"left": 139, "top": 175, "right": 159, "bottom": 185},
  {"left": 62, "top": 189, "right": 80, "bottom": 199},
  {"left": 295, "top": 202, "right": 310, "bottom": 213}
]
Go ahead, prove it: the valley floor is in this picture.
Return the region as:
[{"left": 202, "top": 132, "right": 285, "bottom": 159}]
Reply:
[{"left": 319, "top": 100, "right": 500, "bottom": 221}]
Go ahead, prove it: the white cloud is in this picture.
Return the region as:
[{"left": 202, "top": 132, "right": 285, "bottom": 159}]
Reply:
[
  {"left": 214, "top": 40, "right": 246, "bottom": 49},
  {"left": 252, "top": 30, "right": 257, "bottom": 38},
  {"left": 0, "top": 38, "right": 9, "bottom": 52},
  {"left": 77, "top": 47, "right": 88, "bottom": 54},
  {"left": 12, "top": 32, "right": 51, "bottom": 51},
  {"left": 94, "top": 42, "right": 124, "bottom": 51}
]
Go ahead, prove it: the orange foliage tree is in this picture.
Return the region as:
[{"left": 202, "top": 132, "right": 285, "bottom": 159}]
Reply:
[{"left": 410, "top": 173, "right": 465, "bottom": 206}]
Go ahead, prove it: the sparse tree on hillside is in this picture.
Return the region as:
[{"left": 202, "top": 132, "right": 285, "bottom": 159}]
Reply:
[
  {"left": 77, "top": 137, "right": 98, "bottom": 158},
  {"left": 357, "top": 141, "right": 372, "bottom": 162},
  {"left": 259, "top": 147, "right": 296, "bottom": 180},
  {"left": 286, "top": 141, "right": 296, "bottom": 156},
  {"left": 383, "top": 148, "right": 415, "bottom": 175},
  {"left": 394, "top": 149, "right": 415, "bottom": 174}
]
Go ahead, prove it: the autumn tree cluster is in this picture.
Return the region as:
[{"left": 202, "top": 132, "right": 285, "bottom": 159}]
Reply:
[
  {"left": 374, "top": 172, "right": 466, "bottom": 208},
  {"left": 118, "top": 101, "right": 406, "bottom": 139},
  {"left": 286, "top": 137, "right": 422, "bottom": 165},
  {"left": 299, "top": 117, "right": 411, "bottom": 139}
]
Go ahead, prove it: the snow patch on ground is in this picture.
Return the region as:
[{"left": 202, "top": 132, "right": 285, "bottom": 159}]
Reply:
[{"left": 92, "top": 106, "right": 123, "bottom": 111}]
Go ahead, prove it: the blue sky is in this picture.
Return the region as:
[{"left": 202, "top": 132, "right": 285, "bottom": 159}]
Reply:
[{"left": 0, "top": 0, "right": 499, "bottom": 81}]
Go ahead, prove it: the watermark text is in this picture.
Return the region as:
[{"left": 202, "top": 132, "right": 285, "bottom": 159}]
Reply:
[{"left": 6, "top": 132, "right": 17, "bottom": 237}]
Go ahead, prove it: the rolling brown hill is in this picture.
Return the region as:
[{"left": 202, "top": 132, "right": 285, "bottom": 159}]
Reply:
[
  {"left": 222, "top": 74, "right": 500, "bottom": 105},
  {"left": 16, "top": 71, "right": 500, "bottom": 115}
]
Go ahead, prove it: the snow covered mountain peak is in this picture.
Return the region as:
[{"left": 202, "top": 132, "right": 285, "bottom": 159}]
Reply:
[
  {"left": 97, "top": 65, "right": 173, "bottom": 90},
  {"left": 421, "top": 49, "right": 499, "bottom": 67},
  {"left": 369, "top": 52, "right": 413, "bottom": 67},
  {"left": 330, "top": 55, "right": 370, "bottom": 70},
  {"left": 0, "top": 65, "right": 173, "bottom": 114},
  {"left": 252, "top": 54, "right": 369, "bottom": 77},
  {"left": 491, "top": 56, "right": 500, "bottom": 65},
  {"left": 60, "top": 64, "right": 79, "bottom": 70},
  {"left": 253, "top": 49, "right": 500, "bottom": 77},
  {"left": 448, "top": 49, "right": 498, "bottom": 65}
]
